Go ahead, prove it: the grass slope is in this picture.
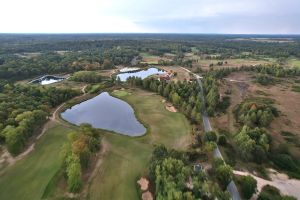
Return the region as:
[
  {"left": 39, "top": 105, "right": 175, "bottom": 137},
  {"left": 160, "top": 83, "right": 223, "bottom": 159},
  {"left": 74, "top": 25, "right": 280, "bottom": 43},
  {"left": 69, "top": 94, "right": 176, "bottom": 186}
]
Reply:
[
  {"left": 88, "top": 89, "right": 191, "bottom": 200},
  {"left": 0, "top": 125, "right": 71, "bottom": 200}
]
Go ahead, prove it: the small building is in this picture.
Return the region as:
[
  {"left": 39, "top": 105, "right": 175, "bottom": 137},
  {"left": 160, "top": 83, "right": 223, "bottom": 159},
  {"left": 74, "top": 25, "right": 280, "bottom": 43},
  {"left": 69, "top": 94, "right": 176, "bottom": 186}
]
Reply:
[
  {"left": 193, "top": 164, "right": 203, "bottom": 172},
  {"left": 159, "top": 75, "right": 171, "bottom": 81}
]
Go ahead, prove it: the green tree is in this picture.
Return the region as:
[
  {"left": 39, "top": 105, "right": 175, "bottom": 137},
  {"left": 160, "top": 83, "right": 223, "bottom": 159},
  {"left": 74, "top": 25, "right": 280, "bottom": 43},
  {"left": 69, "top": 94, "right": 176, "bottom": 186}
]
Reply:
[
  {"left": 206, "top": 131, "right": 218, "bottom": 142},
  {"left": 171, "top": 92, "right": 182, "bottom": 106},
  {"left": 218, "top": 134, "right": 227, "bottom": 145},
  {"left": 66, "top": 154, "right": 82, "bottom": 193},
  {"left": 2, "top": 125, "right": 24, "bottom": 155},
  {"left": 235, "top": 126, "right": 256, "bottom": 161},
  {"left": 216, "top": 165, "right": 233, "bottom": 189},
  {"left": 240, "top": 175, "right": 257, "bottom": 199}
]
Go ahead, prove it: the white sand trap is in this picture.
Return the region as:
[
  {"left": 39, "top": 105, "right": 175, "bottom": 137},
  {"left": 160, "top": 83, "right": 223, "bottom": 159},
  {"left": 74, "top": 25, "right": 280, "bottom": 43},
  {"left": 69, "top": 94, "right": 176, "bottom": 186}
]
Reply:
[
  {"left": 166, "top": 104, "right": 177, "bottom": 112},
  {"left": 142, "top": 191, "right": 153, "bottom": 200},
  {"left": 137, "top": 177, "right": 149, "bottom": 191}
]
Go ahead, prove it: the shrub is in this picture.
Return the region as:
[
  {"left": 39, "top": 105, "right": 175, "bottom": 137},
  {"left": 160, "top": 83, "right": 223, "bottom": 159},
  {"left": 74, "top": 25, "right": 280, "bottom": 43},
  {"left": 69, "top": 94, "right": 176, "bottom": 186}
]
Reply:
[
  {"left": 206, "top": 131, "right": 218, "bottom": 142},
  {"left": 271, "top": 154, "right": 298, "bottom": 171},
  {"left": 235, "top": 99, "right": 278, "bottom": 127},
  {"left": 240, "top": 175, "right": 257, "bottom": 199},
  {"left": 218, "top": 134, "right": 227, "bottom": 145},
  {"left": 256, "top": 74, "right": 274, "bottom": 86},
  {"left": 216, "top": 165, "right": 233, "bottom": 189},
  {"left": 212, "top": 157, "right": 225, "bottom": 171},
  {"left": 258, "top": 185, "right": 296, "bottom": 200}
]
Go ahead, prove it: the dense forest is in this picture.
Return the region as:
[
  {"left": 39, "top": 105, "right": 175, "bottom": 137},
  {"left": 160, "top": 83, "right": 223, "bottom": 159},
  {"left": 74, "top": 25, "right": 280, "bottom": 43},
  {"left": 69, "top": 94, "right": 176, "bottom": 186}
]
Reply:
[
  {"left": 0, "top": 84, "right": 80, "bottom": 154},
  {"left": 0, "top": 48, "right": 136, "bottom": 81}
]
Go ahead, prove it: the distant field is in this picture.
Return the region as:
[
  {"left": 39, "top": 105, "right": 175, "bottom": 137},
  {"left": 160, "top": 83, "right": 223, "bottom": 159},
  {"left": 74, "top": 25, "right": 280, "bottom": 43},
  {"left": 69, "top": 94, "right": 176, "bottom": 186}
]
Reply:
[
  {"left": 191, "top": 58, "right": 273, "bottom": 70},
  {"left": 0, "top": 125, "right": 71, "bottom": 200},
  {"left": 288, "top": 58, "right": 300, "bottom": 68},
  {"left": 140, "top": 52, "right": 173, "bottom": 64},
  {"left": 140, "top": 52, "right": 161, "bottom": 64},
  {"left": 88, "top": 89, "right": 191, "bottom": 200}
]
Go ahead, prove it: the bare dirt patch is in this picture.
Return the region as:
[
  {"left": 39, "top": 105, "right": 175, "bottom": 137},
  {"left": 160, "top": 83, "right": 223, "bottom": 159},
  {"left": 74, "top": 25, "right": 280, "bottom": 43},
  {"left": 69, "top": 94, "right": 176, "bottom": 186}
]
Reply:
[
  {"left": 214, "top": 72, "right": 300, "bottom": 134},
  {"left": 234, "top": 169, "right": 300, "bottom": 199},
  {"left": 211, "top": 72, "right": 252, "bottom": 133},
  {"left": 212, "top": 71, "right": 300, "bottom": 158}
]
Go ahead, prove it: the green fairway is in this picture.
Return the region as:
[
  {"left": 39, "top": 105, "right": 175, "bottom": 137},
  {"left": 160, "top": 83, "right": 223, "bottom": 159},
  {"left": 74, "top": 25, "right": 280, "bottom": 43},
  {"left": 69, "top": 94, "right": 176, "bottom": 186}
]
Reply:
[
  {"left": 111, "top": 89, "right": 131, "bottom": 97},
  {"left": 88, "top": 89, "right": 191, "bottom": 200},
  {"left": 0, "top": 125, "right": 72, "bottom": 200}
]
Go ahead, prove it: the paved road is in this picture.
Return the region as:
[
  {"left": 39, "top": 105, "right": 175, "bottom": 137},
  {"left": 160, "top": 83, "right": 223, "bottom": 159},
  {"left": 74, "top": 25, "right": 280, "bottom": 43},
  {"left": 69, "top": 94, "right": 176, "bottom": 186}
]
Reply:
[{"left": 182, "top": 67, "right": 241, "bottom": 200}]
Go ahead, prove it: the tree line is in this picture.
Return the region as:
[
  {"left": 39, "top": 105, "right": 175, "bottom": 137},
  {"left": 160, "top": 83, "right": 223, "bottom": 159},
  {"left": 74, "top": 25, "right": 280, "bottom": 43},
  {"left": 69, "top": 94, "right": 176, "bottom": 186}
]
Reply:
[
  {"left": 0, "top": 47, "right": 138, "bottom": 81},
  {"left": 61, "top": 124, "right": 101, "bottom": 193},
  {"left": 126, "top": 77, "right": 203, "bottom": 124},
  {"left": 60, "top": 124, "right": 101, "bottom": 193},
  {"left": 203, "top": 64, "right": 300, "bottom": 80}
]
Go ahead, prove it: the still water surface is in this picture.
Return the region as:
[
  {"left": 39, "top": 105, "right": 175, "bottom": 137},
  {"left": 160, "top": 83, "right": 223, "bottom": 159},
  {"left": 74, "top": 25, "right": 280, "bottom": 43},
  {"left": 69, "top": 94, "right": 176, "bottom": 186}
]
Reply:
[
  {"left": 31, "top": 75, "right": 65, "bottom": 85},
  {"left": 117, "top": 67, "right": 166, "bottom": 81},
  {"left": 61, "top": 92, "right": 146, "bottom": 136}
]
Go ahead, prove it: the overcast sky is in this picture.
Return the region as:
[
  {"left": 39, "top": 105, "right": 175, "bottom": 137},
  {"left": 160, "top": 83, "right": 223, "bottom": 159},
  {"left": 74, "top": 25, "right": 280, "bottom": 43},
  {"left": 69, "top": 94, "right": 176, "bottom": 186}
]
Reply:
[{"left": 0, "top": 0, "right": 299, "bottom": 34}]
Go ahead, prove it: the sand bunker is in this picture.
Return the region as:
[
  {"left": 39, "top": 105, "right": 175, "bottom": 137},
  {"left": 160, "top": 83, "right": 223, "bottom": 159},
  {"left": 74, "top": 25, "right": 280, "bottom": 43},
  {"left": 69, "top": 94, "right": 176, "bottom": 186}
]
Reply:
[
  {"left": 142, "top": 191, "right": 153, "bottom": 200},
  {"left": 166, "top": 104, "right": 177, "bottom": 112},
  {"left": 137, "top": 177, "right": 149, "bottom": 191}
]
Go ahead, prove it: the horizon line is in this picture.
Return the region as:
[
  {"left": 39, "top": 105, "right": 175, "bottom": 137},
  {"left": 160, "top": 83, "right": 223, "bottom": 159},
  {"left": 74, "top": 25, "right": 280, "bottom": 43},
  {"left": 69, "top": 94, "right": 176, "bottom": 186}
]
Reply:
[{"left": 0, "top": 32, "right": 300, "bottom": 36}]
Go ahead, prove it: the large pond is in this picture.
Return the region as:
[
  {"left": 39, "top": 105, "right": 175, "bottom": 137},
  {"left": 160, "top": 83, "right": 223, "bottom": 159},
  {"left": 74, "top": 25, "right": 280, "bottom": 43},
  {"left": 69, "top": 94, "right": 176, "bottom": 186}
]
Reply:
[
  {"left": 30, "top": 75, "right": 65, "bottom": 85},
  {"left": 61, "top": 92, "right": 146, "bottom": 136},
  {"left": 117, "top": 67, "right": 166, "bottom": 82}
]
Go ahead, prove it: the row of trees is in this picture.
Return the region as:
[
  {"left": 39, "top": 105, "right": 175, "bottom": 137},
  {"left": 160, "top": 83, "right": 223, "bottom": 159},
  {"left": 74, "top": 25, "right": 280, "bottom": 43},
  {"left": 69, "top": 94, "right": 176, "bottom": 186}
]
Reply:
[
  {"left": 126, "top": 75, "right": 227, "bottom": 121},
  {"left": 126, "top": 77, "right": 203, "bottom": 124},
  {"left": 203, "top": 64, "right": 300, "bottom": 80},
  {"left": 0, "top": 84, "right": 80, "bottom": 154},
  {"left": 202, "top": 76, "right": 223, "bottom": 116},
  {"left": 61, "top": 124, "right": 101, "bottom": 193}
]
